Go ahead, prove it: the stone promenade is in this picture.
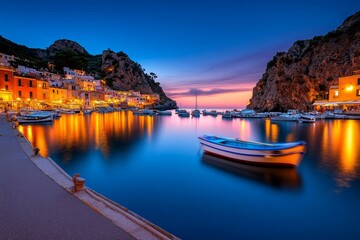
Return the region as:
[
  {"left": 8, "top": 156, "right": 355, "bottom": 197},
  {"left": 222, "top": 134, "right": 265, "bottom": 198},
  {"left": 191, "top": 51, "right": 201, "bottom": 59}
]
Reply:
[{"left": 0, "top": 114, "right": 177, "bottom": 240}]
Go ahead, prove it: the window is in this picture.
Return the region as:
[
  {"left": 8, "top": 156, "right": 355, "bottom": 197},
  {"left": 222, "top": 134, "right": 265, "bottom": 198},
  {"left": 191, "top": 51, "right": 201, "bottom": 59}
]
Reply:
[
  {"left": 357, "top": 89, "right": 360, "bottom": 96},
  {"left": 18, "top": 78, "right": 22, "bottom": 86},
  {"left": 358, "top": 78, "right": 360, "bottom": 85},
  {"left": 43, "top": 93, "right": 46, "bottom": 99},
  {"left": 18, "top": 91, "right": 22, "bottom": 97},
  {"left": 30, "top": 91, "right": 33, "bottom": 98},
  {"left": 42, "top": 83, "right": 46, "bottom": 89},
  {"left": 5, "top": 85, "right": 8, "bottom": 90},
  {"left": 52, "top": 89, "right": 55, "bottom": 93},
  {"left": 4, "top": 74, "right": 9, "bottom": 82},
  {"left": 29, "top": 81, "right": 33, "bottom": 87},
  {"left": 334, "top": 90, "right": 339, "bottom": 98}
]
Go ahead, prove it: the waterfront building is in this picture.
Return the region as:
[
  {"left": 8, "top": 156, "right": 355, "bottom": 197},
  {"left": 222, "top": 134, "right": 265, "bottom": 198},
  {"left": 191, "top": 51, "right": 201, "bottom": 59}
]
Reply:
[
  {"left": 0, "top": 65, "right": 14, "bottom": 111},
  {"left": 0, "top": 65, "right": 15, "bottom": 98},
  {"left": 314, "top": 72, "right": 360, "bottom": 112},
  {"left": 13, "top": 75, "right": 38, "bottom": 101},
  {"left": 49, "top": 86, "right": 67, "bottom": 103},
  {"left": 36, "top": 79, "right": 50, "bottom": 102}
]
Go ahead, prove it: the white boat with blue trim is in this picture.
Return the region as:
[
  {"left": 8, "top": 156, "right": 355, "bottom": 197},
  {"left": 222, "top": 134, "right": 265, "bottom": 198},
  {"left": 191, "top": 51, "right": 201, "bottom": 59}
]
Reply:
[
  {"left": 198, "top": 135, "right": 306, "bottom": 167},
  {"left": 16, "top": 112, "right": 54, "bottom": 124}
]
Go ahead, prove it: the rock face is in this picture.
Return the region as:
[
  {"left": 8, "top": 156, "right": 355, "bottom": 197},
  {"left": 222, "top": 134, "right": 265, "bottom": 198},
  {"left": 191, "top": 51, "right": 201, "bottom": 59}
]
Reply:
[
  {"left": 47, "top": 39, "right": 89, "bottom": 57},
  {"left": 248, "top": 11, "right": 360, "bottom": 112},
  {"left": 102, "top": 50, "right": 177, "bottom": 109}
]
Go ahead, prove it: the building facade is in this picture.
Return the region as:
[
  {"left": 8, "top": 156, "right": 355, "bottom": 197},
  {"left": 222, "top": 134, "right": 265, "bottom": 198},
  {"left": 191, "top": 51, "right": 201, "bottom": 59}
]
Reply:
[{"left": 314, "top": 72, "right": 360, "bottom": 112}]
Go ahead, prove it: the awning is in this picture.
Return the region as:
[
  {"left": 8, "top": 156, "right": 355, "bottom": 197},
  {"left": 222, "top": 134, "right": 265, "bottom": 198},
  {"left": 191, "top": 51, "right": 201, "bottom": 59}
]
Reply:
[{"left": 323, "top": 103, "right": 339, "bottom": 106}]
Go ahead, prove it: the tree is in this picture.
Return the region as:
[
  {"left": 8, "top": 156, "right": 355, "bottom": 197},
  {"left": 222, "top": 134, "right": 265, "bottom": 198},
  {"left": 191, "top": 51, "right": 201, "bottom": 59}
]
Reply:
[{"left": 149, "top": 72, "right": 158, "bottom": 81}]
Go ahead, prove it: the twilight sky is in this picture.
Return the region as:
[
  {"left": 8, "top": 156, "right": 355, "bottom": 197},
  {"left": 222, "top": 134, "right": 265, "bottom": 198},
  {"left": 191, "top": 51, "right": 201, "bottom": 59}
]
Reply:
[{"left": 2, "top": 0, "right": 360, "bottom": 108}]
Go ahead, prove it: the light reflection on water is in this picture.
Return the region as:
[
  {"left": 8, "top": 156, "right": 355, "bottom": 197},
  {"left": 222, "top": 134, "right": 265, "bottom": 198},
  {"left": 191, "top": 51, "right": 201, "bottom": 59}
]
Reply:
[{"left": 18, "top": 112, "right": 360, "bottom": 239}]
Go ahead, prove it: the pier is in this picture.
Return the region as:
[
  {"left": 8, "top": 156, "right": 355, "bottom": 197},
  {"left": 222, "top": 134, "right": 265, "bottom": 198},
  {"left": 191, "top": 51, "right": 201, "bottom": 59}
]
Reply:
[{"left": 0, "top": 113, "right": 178, "bottom": 240}]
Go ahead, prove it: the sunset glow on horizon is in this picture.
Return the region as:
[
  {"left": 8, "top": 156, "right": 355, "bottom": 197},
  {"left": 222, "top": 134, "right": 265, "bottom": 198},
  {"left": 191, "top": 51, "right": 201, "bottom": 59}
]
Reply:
[{"left": 167, "top": 84, "right": 254, "bottom": 109}]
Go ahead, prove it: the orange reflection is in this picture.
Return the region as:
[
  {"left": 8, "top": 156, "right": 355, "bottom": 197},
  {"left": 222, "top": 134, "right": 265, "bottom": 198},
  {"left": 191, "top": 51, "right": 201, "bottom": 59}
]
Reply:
[
  {"left": 238, "top": 119, "right": 252, "bottom": 140},
  {"left": 264, "top": 118, "right": 279, "bottom": 142},
  {"left": 18, "top": 111, "right": 156, "bottom": 159},
  {"left": 337, "top": 121, "right": 359, "bottom": 187},
  {"left": 316, "top": 120, "right": 359, "bottom": 188}
]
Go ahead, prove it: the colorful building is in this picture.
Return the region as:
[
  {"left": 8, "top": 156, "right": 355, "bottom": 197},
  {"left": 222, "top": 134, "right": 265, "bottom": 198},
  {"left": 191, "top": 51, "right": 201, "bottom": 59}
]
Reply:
[
  {"left": 314, "top": 72, "right": 360, "bottom": 112},
  {"left": 13, "top": 75, "right": 38, "bottom": 100},
  {"left": 0, "top": 65, "right": 15, "bottom": 101}
]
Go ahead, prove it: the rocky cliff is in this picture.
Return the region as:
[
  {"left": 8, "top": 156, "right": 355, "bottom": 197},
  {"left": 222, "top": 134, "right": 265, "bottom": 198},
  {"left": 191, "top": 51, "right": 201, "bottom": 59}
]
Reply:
[
  {"left": 0, "top": 37, "right": 177, "bottom": 109},
  {"left": 102, "top": 50, "right": 177, "bottom": 109},
  {"left": 248, "top": 11, "right": 360, "bottom": 112}
]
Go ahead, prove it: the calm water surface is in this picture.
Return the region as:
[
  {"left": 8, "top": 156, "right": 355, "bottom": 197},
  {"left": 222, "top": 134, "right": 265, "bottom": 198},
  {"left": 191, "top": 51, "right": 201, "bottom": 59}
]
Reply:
[{"left": 19, "top": 111, "right": 360, "bottom": 239}]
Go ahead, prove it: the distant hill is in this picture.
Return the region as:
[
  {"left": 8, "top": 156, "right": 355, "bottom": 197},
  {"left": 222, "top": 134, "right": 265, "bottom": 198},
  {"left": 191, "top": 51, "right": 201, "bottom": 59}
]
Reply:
[
  {"left": 0, "top": 36, "right": 177, "bottom": 109},
  {"left": 248, "top": 11, "right": 360, "bottom": 111}
]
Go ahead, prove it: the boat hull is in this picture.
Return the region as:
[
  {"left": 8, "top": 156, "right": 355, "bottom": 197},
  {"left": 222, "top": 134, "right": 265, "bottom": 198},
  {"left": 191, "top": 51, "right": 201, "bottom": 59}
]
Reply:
[
  {"left": 199, "top": 136, "right": 306, "bottom": 167},
  {"left": 16, "top": 115, "right": 53, "bottom": 124}
]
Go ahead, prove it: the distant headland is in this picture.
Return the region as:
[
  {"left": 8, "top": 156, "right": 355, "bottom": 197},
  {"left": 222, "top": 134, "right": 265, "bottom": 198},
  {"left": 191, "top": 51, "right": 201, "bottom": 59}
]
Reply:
[{"left": 248, "top": 11, "right": 360, "bottom": 112}]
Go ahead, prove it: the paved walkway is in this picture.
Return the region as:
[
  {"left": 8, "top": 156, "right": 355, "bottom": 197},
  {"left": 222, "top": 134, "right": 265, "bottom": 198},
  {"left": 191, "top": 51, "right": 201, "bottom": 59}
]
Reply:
[{"left": 0, "top": 114, "right": 151, "bottom": 240}]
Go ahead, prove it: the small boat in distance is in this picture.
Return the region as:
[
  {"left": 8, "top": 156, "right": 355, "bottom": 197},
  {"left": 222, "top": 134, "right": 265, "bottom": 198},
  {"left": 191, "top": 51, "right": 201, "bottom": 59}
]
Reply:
[
  {"left": 270, "top": 109, "right": 301, "bottom": 122},
  {"left": 198, "top": 135, "right": 306, "bottom": 167},
  {"left": 191, "top": 90, "right": 201, "bottom": 117},
  {"left": 298, "top": 114, "right": 316, "bottom": 123},
  {"left": 156, "top": 110, "right": 172, "bottom": 116},
  {"left": 82, "top": 108, "right": 93, "bottom": 115},
  {"left": 178, "top": 109, "right": 190, "bottom": 117}
]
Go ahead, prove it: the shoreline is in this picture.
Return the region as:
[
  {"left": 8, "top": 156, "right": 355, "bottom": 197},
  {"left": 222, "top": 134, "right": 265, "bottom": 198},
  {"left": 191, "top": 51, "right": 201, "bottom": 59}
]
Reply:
[{"left": 6, "top": 114, "right": 178, "bottom": 240}]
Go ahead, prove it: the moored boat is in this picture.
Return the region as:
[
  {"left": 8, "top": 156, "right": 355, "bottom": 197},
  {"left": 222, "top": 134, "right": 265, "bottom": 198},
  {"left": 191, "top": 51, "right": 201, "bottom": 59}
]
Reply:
[
  {"left": 156, "top": 110, "right": 172, "bottom": 116},
  {"left": 16, "top": 112, "right": 54, "bottom": 124},
  {"left": 222, "top": 111, "right": 232, "bottom": 119},
  {"left": 191, "top": 109, "right": 201, "bottom": 117},
  {"left": 198, "top": 135, "right": 306, "bottom": 167},
  {"left": 82, "top": 108, "right": 93, "bottom": 114},
  {"left": 270, "top": 110, "right": 301, "bottom": 122},
  {"left": 298, "top": 114, "right": 316, "bottom": 123},
  {"left": 178, "top": 109, "right": 190, "bottom": 117}
]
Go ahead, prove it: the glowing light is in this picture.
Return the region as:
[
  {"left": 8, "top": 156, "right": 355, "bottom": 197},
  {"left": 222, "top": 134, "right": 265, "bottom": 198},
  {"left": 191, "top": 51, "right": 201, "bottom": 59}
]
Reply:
[{"left": 346, "top": 85, "right": 354, "bottom": 91}]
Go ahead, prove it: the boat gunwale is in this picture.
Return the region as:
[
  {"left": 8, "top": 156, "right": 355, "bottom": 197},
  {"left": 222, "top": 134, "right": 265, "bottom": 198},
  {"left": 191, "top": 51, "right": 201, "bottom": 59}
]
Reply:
[
  {"left": 200, "top": 141, "right": 305, "bottom": 158},
  {"left": 198, "top": 135, "right": 306, "bottom": 151}
]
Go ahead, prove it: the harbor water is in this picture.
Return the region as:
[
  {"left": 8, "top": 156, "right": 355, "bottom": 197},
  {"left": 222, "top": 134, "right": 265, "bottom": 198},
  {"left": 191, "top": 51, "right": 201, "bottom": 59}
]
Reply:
[{"left": 18, "top": 111, "right": 360, "bottom": 239}]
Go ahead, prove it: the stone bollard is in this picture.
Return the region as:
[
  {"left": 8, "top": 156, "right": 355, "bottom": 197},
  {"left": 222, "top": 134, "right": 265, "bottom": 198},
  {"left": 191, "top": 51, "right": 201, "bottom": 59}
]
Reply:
[
  {"left": 72, "top": 173, "right": 86, "bottom": 192},
  {"left": 33, "top": 147, "right": 40, "bottom": 156}
]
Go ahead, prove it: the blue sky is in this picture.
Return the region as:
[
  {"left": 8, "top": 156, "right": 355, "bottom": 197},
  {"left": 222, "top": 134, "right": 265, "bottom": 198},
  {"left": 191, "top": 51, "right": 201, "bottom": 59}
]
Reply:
[{"left": 2, "top": 0, "right": 360, "bottom": 108}]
